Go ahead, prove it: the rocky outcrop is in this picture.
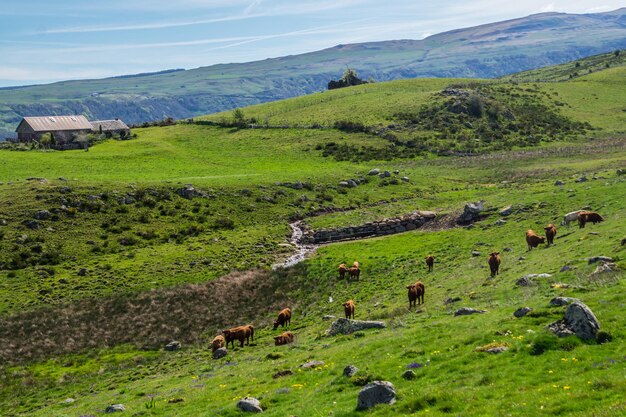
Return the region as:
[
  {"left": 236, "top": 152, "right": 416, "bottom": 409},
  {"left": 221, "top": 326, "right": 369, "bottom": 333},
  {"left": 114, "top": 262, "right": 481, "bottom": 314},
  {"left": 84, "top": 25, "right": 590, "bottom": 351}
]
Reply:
[
  {"left": 457, "top": 201, "right": 485, "bottom": 224},
  {"left": 302, "top": 211, "right": 436, "bottom": 244},
  {"left": 513, "top": 307, "right": 532, "bottom": 318},
  {"left": 237, "top": 397, "right": 263, "bottom": 413},
  {"left": 212, "top": 347, "right": 227, "bottom": 359},
  {"left": 343, "top": 365, "right": 359, "bottom": 377},
  {"left": 454, "top": 307, "right": 487, "bottom": 316},
  {"left": 326, "top": 318, "right": 386, "bottom": 336}
]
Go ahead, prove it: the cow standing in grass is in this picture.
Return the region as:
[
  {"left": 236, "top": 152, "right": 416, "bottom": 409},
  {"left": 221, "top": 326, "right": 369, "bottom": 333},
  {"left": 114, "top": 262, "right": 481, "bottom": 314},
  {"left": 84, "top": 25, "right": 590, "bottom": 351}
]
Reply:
[
  {"left": 211, "top": 335, "right": 225, "bottom": 353},
  {"left": 488, "top": 252, "right": 501, "bottom": 277},
  {"left": 544, "top": 224, "right": 557, "bottom": 246},
  {"left": 273, "top": 308, "right": 292, "bottom": 330},
  {"left": 223, "top": 325, "right": 254, "bottom": 348},
  {"left": 425, "top": 255, "right": 435, "bottom": 272},
  {"left": 407, "top": 281, "right": 425, "bottom": 308},
  {"left": 578, "top": 211, "right": 604, "bottom": 228},
  {"left": 338, "top": 263, "right": 347, "bottom": 279},
  {"left": 348, "top": 262, "right": 360, "bottom": 282},
  {"left": 343, "top": 300, "right": 355, "bottom": 319},
  {"left": 526, "top": 229, "right": 546, "bottom": 251},
  {"left": 274, "top": 331, "right": 295, "bottom": 346}
]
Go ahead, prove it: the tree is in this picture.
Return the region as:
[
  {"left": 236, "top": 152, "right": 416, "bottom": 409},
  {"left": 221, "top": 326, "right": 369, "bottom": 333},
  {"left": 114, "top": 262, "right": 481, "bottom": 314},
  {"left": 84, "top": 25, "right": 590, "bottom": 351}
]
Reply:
[
  {"left": 327, "top": 68, "right": 369, "bottom": 90},
  {"left": 615, "top": 50, "right": 621, "bottom": 57},
  {"left": 232, "top": 108, "right": 246, "bottom": 127}
]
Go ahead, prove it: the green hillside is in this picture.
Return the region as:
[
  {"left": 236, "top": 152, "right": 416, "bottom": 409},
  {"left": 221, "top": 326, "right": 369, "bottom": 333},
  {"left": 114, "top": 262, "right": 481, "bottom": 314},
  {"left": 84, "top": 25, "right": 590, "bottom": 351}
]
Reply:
[
  {"left": 0, "top": 62, "right": 625, "bottom": 416},
  {"left": 1, "top": 9, "right": 625, "bottom": 137}
]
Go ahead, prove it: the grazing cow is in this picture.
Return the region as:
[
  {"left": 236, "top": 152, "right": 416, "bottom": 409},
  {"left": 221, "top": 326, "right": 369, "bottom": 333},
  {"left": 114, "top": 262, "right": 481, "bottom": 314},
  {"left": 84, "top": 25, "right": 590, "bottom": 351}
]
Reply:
[
  {"left": 407, "top": 281, "right": 425, "bottom": 308},
  {"left": 526, "top": 229, "right": 546, "bottom": 251},
  {"left": 274, "top": 331, "right": 295, "bottom": 346},
  {"left": 222, "top": 324, "right": 254, "bottom": 348},
  {"left": 338, "top": 263, "right": 347, "bottom": 279},
  {"left": 273, "top": 308, "right": 292, "bottom": 330},
  {"left": 343, "top": 300, "right": 355, "bottom": 319},
  {"left": 544, "top": 224, "right": 557, "bottom": 245},
  {"left": 211, "top": 335, "right": 225, "bottom": 353},
  {"left": 348, "top": 261, "right": 360, "bottom": 281},
  {"left": 578, "top": 211, "right": 604, "bottom": 229},
  {"left": 425, "top": 255, "right": 435, "bottom": 272},
  {"left": 488, "top": 252, "right": 501, "bottom": 277},
  {"left": 563, "top": 211, "right": 582, "bottom": 226}
]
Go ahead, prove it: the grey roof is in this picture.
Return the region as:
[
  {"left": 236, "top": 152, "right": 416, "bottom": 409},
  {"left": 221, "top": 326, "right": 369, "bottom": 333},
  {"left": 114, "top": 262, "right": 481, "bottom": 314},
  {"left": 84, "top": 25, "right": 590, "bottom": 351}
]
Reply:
[
  {"left": 91, "top": 119, "right": 130, "bottom": 132},
  {"left": 18, "top": 115, "right": 92, "bottom": 132}
]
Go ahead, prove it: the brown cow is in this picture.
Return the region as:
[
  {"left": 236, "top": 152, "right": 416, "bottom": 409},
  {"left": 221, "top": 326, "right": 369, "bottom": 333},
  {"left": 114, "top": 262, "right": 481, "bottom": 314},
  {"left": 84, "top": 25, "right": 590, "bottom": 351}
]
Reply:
[
  {"left": 544, "top": 224, "right": 557, "bottom": 245},
  {"left": 348, "top": 261, "right": 360, "bottom": 281},
  {"left": 274, "top": 331, "right": 295, "bottom": 346},
  {"left": 338, "top": 263, "right": 347, "bottom": 279},
  {"left": 578, "top": 211, "right": 604, "bottom": 228},
  {"left": 222, "top": 324, "right": 254, "bottom": 348},
  {"left": 425, "top": 255, "right": 435, "bottom": 272},
  {"left": 343, "top": 300, "right": 355, "bottom": 319},
  {"left": 526, "top": 229, "right": 546, "bottom": 251},
  {"left": 407, "top": 281, "right": 425, "bottom": 308},
  {"left": 273, "top": 308, "right": 292, "bottom": 330},
  {"left": 211, "top": 335, "right": 225, "bottom": 353},
  {"left": 488, "top": 252, "right": 501, "bottom": 277}
]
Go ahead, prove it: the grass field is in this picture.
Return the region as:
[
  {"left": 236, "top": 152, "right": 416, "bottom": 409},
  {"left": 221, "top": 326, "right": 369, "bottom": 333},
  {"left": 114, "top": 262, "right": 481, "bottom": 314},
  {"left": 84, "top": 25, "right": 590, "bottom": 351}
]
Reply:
[{"left": 0, "top": 59, "right": 625, "bottom": 416}]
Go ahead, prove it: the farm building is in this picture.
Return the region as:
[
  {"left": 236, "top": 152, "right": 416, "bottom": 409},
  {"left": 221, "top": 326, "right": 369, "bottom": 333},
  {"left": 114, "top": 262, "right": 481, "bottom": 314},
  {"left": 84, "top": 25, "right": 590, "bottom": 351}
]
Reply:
[
  {"left": 15, "top": 115, "right": 93, "bottom": 144},
  {"left": 90, "top": 119, "right": 131, "bottom": 138}
]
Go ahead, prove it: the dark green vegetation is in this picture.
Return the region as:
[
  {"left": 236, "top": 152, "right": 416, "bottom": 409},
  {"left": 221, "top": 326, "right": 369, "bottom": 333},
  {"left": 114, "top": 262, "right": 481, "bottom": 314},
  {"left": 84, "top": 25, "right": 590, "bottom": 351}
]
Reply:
[
  {"left": 1, "top": 8, "right": 626, "bottom": 137},
  {"left": 0, "top": 58, "right": 625, "bottom": 416}
]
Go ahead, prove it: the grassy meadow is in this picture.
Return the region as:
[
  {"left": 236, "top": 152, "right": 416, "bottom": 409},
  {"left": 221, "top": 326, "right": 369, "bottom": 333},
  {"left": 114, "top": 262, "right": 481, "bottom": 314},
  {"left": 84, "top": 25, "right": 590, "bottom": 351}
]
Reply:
[{"left": 0, "top": 58, "right": 625, "bottom": 416}]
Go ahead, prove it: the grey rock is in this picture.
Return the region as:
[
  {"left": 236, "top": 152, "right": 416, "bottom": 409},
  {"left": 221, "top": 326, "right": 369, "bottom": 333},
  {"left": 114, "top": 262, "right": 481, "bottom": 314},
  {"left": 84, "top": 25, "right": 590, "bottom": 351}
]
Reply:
[
  {"left": 555, "top": 180, "right": 565, "bottom": 186},
  {"left": 383, "top": 171, "right": 391, "bottom": 177},
  {"left": 547, "top": 301, "right": 601, "bottom": 340},
  {"left": 617, "top": 168, "right": 625, "bottom": 176},
  {"left": 77, "top": 268, "right": 88, "bottom": 276},
  {"left": 25, "top": 220, "right": 40, "bottom": 230},
  {"left": 165, "top": 341, "right": 181, "bottom": 351},
  {"left": 518, "top": 256, "right": 526, "bottom": 261},
  {"left": 236, "top": 397, "right": 263, "bottom": 413},
  {"left": 402, "top": 370, "right": 417, "bottom": 380},
  {"left": 444, "top": 296, "right": 462, "bottom": 305},
  {"left": 503, "top": 247, "right": 512, "bottom": 252},
  {"left": 575, "top": 176, "right": 588, "bottom": 183},
  {"left": 357, "top": 381, "right": 396, "bottom": 410},
  {"left": 499, "top": 205, "right": 513, "bottom": 216},
  {"left": 123, "top": 196, "right": 135, "bottom": 204},
  {"left": 588, "top": 256, "right": 614, "bottom": 264},
  {"left": 591, "top": 262, "right": 618, "bottom": 277},
  {"left": 516, "top": 273, "right": 551, "bottom": 286},
  {"left": 62, "top": 398, "right": 75, "bottom": 404},
  {"left": 339, "top": 181, "right": 350, "bottom": 187},
  {"left": 105, "top": 404, "right": 125, "bottom": 413},
  {"left": 494, "top": 219, "right": 507, "bottom": 226},
  {"left": 622, "top": 238, "right": 626, "bottom": 246},
  {"left": 560, "top": 265, "right": 572, "bottom": 272},
  {"left": 457, "top": 201, "right": 485, "bottom": 224},
  {"left": 454, "top": 307, "right": 487, "bottom": 316},
  {"left": 177, "top": 184, "right": 206, "bottom": 199},
  {"left": 367, "top": 169, "right": 380, "bottom": 176},
  {"left": 34, "top": 210, "right": 51, "bottom": 220},
  {"left": 347, "top": 180, "right": 358, "bottom": 188},
  {"left": 301, "top": 360, "right": 325, "bottom": 369},
  {"left": 471, "top": 251, "right": 481, "bottom": 257},
  {"left": 212, "top": 347, "right": 227, "bottom": 359},
  {"left": 550, "top": 297, "right": 579, "bottom": 306},
  {"left": 485, "top": 346, "right": 509, "bottom": 354},
  {"left": 513, "top": 307, "right": 533, "bottom": 318},
  {"left": 343, "top": 365, "right": 359, "bottom": 377},
  {"left": 401, "top": 176, "right": 410, "bottom": 182},
  {"left": 322, "top": 315, "right": 336, "bottom": 321},
  {"left": 326, "top": 318, "right": 386, "bottom": 336},
  {"left": 393, "top": 170, "right": 400, "bottom": 174}
]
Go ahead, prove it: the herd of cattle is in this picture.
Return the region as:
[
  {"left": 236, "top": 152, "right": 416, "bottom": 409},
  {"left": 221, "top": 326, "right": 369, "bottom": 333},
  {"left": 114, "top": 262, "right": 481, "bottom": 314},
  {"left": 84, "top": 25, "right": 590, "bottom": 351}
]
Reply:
[{"left": 210, "top": 209, "right": 604, "bottom": 353}]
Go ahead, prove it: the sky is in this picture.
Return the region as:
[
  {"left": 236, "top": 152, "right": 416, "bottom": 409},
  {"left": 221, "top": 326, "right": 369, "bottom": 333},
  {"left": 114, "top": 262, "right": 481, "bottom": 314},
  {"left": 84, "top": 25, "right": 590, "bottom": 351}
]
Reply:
[{"left": 0, "top": 0, "right": 624, "bottom": 87}]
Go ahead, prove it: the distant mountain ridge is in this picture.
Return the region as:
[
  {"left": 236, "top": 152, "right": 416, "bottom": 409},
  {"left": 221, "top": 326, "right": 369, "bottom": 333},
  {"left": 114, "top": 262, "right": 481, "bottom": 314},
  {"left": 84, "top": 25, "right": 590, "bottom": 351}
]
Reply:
[{"left": 1, "top": 8, "right": 625, "bottom": 137}]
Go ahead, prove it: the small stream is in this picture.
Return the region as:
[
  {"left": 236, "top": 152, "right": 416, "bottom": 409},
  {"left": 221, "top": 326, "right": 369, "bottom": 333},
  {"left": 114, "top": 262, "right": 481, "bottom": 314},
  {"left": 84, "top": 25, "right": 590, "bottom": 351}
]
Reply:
[{"left": 272, "top": 221, "right": 319, "bottom": 270}]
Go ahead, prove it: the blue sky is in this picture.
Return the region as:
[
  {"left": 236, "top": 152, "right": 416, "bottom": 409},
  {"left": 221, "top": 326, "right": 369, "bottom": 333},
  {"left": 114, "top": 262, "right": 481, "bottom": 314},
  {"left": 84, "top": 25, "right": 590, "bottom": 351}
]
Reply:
[{"left": 0, "top": 0, "right": 623, "bottom": 87}]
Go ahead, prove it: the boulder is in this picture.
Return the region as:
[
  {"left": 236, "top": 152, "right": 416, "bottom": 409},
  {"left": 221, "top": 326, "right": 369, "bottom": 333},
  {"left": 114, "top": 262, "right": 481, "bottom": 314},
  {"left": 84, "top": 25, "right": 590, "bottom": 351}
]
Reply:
[
  {"left": 177, "top": 184, "right": 206, "bottom": 199},
  {"left": 547, "top": 301, "right": 600, "bottom": 340},
  {"left": 471, "top": 251, "right": 481, "bottom": 257},
  {"left": 34, "top": 210, "right": 51, "bottom": 220},
  {"left": 499, "top": 206, "right": 513, "bottom": 216},
  {"left": 62, "top": 398, "right": 75, "bottom": 404},
  {"left": 588, "top": 256, "right": 614, "bottom": 264},
  {"left": 338, "top": 181, "right": 350, "bottom": 187},
  {"left": 105, "top": 404, "right": 125, "bottom": 413},
  {"left": 212, "top": 347, "right": 227, "bottom": 359},
  {"left": 165, "top": 341, "right": 181, "bottom": 351},
  {"left": 550, "top": 297, "right": 578, "bottom": 306},
  {"left": 454, "top": 307, "right": 487, "bottom": 316},
  {"left": 236, "top": 397, "right": 263, "bottom": 413},
  {"left": 575, "top": 176, "right": 588, "bottom": 183},
  {"left": 357, "top": 381, "right": 396, "bottom": 410},
  {"left": 326, "top": 318, "right": 386, "bottom": 336},
  {"left": 485, "top": 346, "right": 508, "bottom": 354},
  {"left": 402, "top": 370, "right": 417, "bottom": 380},
  {"left": 554, "top": 180, "right": 565, "bottom": 186},
  {"left": 457, "top": 201, "right": 485, "bottom": 224},
  {"left": 560, "top": 265, "right": 572, "bottom": 272},
  {"left": 513, "top": 307, "right": 532, "bottom": 318},
  {"left": 591, "top": 262, "right": 618, "bottom": 277},
  {"left": 343, "top": 365, "right": 359, "bottom": 377},
  {"left": 401, "top": 176, "right": 410, "bottom": 182},
  {"left": 25, "top": 220, "right": 40, "bottom": 230},
  {"left": 367, "top": 169, "right": 380, "bottom": 176},
  {"left": 300, "top": 360, "right": 324, "bottom": 369},
  {"left": 516, "top": 274, "right": 551, "bottom": 286}
]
